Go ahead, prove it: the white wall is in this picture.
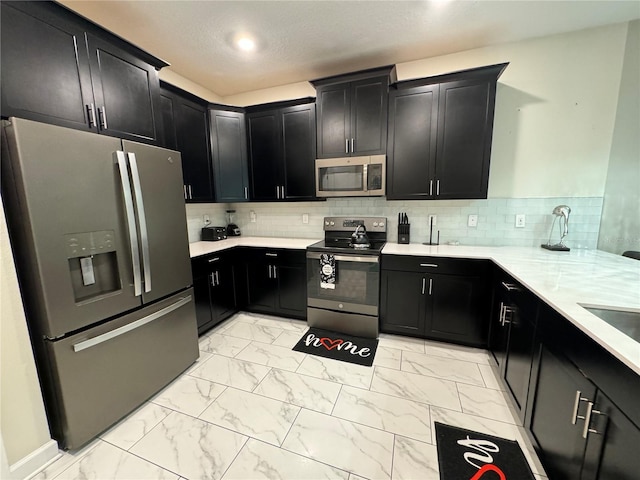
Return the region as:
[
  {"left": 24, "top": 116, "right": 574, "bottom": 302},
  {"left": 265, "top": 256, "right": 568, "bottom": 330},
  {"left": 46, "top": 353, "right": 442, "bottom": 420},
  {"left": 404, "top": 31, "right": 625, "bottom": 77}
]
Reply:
[
  {"left": 598, "top": 20, "right": 640, "bottom": 254},
  {"left": 159, "top": 69, "right": 223, "bottom": 103},
  {"left": 218, "top": 23, "right": 628, "bottom": 200},
  {"left": 0, "top": 198, "right": 55, "bottom": 476}
]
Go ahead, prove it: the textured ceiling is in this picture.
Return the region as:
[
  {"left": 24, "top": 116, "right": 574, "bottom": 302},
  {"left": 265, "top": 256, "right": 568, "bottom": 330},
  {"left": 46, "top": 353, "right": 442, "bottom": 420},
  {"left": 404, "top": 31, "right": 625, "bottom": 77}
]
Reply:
[{"left": 59, "top": 1, "right": 640, "bottom": 97}]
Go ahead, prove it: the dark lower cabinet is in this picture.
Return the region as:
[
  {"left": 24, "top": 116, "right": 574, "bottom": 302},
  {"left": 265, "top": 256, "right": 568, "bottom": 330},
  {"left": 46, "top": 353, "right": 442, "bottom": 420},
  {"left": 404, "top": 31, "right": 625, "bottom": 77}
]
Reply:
[
  {"left": 192, "top": 252, "right": 238, "bottom": 335},
  {"left": 380, "top": 255, "right": 489, "bottom": 346},
  {"left": 242, "top": 249, "right": 306, "bottom": 319}
]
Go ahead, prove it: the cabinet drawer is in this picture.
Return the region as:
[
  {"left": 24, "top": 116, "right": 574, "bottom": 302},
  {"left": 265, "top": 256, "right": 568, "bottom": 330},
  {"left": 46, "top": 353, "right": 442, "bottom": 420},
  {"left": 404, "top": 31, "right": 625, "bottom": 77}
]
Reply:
[
  {"left": 191, "top": 251, "right": 230, "bottom": 277},
  {"left": 244, "top": 247, "right": 306, "bottom": 265},
  {"left": 382, "top": 255, "right": 488, "bottom": 276}
]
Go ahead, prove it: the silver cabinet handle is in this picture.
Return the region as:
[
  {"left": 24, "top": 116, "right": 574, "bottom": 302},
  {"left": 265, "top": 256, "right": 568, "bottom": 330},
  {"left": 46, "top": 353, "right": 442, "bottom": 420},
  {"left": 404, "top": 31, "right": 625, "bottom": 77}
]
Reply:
[
  {"left": 363, "top": 164, "right": 369, "bottom": 192},
  {"left": 429, "top": 180, "right": 433, "bottom": 196},
  {"left": 244, "top": 186, "right": 248, "bottom": 199},
  {"left": 128, "top": 152, "right": 151, "bottom": 293},
  {"left": 428, "top": 278, "right": 433, "bottom": 296},
  {"left": 421, "top": 278, "right": 426, "bottom": 295},
  {"left": 499, "top": 302, "right": 505, "bottom": 326},
  {"left": 98, "top": 106, "right": 108, "bottom": 129},
  {"left": 210, "top": 272, "right": 216, "bottom": 287},
  {"left": 436, "top": 179, "right": 440, "bottom": 196},
  {"left": 188, "top": 184, "right": 193, "bottom": 199},
  {"left": 502, "top": 306, "right": 513, "bottom": 325},
  {"left": 73, "top": 296, "right": 192, "bottom": 352},
  {"left": 281, "top": 185, "right": 285, "bottom": 198},
  {"left": 115, "top": 151, "right": 142, "bottom": 297},
  {"left": 351, "top": 138, "right": 354, "bottom": 153},
  {"left": 571, "top": 390, "right": 590, "bottom": 424},
  {"left": 87, "top": 103, "right": 97, "bottom": 127},
  {"left": 346, "top": 138, "right": 349, "bottom": 154},
  {"left": 265, "top": 252, "right": 278, "bottom": 257},
  {"left": 215, "top": 271, "right": 220, "bottom": 286},
  {"left": 276, "top": 186, "right": 280, "bottom": 199},
  {"left": 268, "top": 265, "right": 273, "bottom": 278},
  {"left": 183, "top": 185, "right": 187, "bottom": 200},
  {"left": 582, "top": 402, "right": 603, "bottom": 438},
  {"left": 273, "top": 265, "right": 277, "bottom": 279},
  {"left": 501, "top": 281, "right": 521, "bottom": 292},
  {"left": 420, "top": 263, "right": 438, "bottom": 268},
  {"left": 208, "top": 257, "right": 220, "bottom": 263}
]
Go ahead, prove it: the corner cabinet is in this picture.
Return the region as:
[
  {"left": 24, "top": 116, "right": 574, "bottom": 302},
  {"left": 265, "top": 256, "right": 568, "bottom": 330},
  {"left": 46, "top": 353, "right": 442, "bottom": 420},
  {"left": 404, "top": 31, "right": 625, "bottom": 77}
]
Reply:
[
  {"left": 191, "top": 251, "right": 238, "bottom": 335},
  {"left": 160, "top": 83, "right": 213, "bottom": 202},
  {"left": 312, "top": 66, "right": 397, "bottom": 158},
  {"left": 209, "top": 106, "right": 250, "bottom": 202},
  {"left": 380, "top": 255, "right": 490, "bottom": 347},
  {"left": 1, "top": 1, "right": 166, "bottom": 145},
  {"left": 246, "top": 100, "right": 317, "bottom": 201},
  {"left": 386, "top": 63, "right": 508, "bottom": 200}
]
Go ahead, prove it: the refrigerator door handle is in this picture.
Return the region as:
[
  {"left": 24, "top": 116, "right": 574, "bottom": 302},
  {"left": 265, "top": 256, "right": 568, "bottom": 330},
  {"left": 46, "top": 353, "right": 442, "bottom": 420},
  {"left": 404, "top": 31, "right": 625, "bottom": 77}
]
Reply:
[
  {"left": 72, "top": 295, "right": 192, "bottom": 352},
  {"left": 115, "top": 151, "right": 142, "bottom": 296},
  {"left": 127, "top": 152, "right": 152, "bottom": 293}
]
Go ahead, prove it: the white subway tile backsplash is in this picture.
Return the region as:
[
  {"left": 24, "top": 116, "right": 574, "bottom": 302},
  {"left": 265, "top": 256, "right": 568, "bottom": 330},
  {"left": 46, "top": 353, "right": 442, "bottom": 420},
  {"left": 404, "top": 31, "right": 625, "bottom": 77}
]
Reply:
[{"left": 185, "top": 197, "right": 603, "bottom": 248}]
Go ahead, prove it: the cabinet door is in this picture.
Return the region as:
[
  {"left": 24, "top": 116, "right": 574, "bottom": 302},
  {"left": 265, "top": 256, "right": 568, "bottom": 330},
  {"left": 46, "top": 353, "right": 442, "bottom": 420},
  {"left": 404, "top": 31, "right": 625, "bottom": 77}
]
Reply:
[
  {"left": 275, "top": 263, "right": 307, "bottom": 318},
  {"left": 247, "top": 111, "right": 282, "bottom": 200},
  {"left": 246, "top": 262, "right": 276, "bottom": 311},
  {"left": 281, "top": 104, "right": 317, "bottom": 200},
  {"left": 435, "top": 78, "right": 494, "bottom": 199},
  {"left": 581, "top": 390, "right": 640, "bottom": 480},
  {"left": 350, "top": 77, "right": 389, "bottom": 155},
  {"left": 192, "top": 271, "right": 213, "bottom": 335},
  {"left": 380, "top": 270, "right": 426, "bottom": 336},
  {"left": 488, "top": 289, "right": 510, "bottom": 367},
  {"left": 1, "top": 2, "right": 95, "bottom": 132},
  {"left": 387, "top": 85, "right": 439, "bottom": 199},
  {"left": 316, "top": 84, "right": 351, "bottom": 158},
  {"left": 159, "top": 91, "right": 178, "bottom": 150},
  {"left": 529, "top": 345, "right": 596, "bottom": 480},
  {"left": 176, "top": 100, "right": 213, "bottom": 201},
  {"left": 210, "top": 109, "right": 249, "bottom": 202},
  {"left": 86, "top": 34, "right": 163, "bottom": 144},
  {"left": 503, "top": 311, "right": 536, "bottom": 416},
  {"left": 426, "top": 273, "right": 487, "bottom": 347},
  {"left": 211, "top": 262, "right": 238, "bottom": 323}
]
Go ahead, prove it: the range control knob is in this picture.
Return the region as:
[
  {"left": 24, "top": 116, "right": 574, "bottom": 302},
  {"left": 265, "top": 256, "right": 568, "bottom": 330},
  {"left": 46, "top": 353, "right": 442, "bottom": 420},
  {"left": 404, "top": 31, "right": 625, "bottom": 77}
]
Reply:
[
  {"left": 379, "top": 222, "right": 385, "bottom": 228},
  {"left": 325, "top": 221, "right": 329, "bottom": 226},
  {"left": 330, "top": 221, "right": 335, "bottom": 226},
  {"left": 373, "top": 222, "right": 378, "bottom": 227}
]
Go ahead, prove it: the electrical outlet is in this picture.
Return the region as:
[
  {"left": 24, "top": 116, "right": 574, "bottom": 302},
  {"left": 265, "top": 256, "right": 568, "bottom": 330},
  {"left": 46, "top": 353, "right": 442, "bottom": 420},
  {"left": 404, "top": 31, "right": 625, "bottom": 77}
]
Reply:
[
  {"left": 515, "top": 214, "right": 526, "bottom": 228},
  {"left": 203, "top": 214, "right": 211, "bottom": 225},
  {"left": 302, "top": 214, "right": 309, "bottom": 224},
  {"left": 250, "top": 210, "right": 257, "bottom": 223},
  {"left": 428, "top": 215, "right": 437, "bottom": 226},
  {"left": 468, "top": 214, "right": 478, "bottom": 227}
]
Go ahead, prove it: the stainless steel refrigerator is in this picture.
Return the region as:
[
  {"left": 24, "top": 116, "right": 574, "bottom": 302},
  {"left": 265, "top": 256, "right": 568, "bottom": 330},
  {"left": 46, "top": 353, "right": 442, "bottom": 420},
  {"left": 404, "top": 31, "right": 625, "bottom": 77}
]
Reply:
[{"left": 1, "top": 117, "right": 198, "bottom": 450}]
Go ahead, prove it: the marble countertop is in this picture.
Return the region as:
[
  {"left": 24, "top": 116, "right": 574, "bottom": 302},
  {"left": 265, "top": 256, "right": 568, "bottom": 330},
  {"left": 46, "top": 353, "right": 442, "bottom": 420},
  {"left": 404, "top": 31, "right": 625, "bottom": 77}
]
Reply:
[
  {"left": 383, "top": 243, "right": 640, "bottom": 375},
  {"left": 189, "top": 237, "right": 320, "bottom": 258}
]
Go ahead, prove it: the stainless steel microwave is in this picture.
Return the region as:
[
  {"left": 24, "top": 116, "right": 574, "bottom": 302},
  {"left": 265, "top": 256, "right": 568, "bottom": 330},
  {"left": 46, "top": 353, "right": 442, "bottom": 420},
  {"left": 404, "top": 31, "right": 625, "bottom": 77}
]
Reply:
[{"left": 315, "top": 155, "right": 386, "bottom": 197}]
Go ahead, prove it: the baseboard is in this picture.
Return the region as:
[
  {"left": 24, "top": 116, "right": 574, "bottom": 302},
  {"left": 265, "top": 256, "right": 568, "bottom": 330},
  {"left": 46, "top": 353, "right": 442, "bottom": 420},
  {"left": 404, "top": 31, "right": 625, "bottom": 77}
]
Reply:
[{"left": 9, "top": 440, "right": 59, "bottom": 480}]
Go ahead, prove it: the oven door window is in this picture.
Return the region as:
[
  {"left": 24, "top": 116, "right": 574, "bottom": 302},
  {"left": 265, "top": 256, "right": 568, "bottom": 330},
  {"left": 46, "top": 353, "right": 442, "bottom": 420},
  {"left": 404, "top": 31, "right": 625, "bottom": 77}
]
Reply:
[
  {"left": 318, "top": 165, "right": 364, "bottom": 193},
  {"left": 307, "top": 256, "right": 379, "bottom": 307}
]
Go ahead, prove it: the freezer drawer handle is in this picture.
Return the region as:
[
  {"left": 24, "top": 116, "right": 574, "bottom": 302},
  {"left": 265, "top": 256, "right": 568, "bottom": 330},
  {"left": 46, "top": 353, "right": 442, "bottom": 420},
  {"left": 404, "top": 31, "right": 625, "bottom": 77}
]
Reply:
[
  {"left": 72, "top": 295, "right": 192, "bottom": 352},
  {"left": 116, "top": 151, "right": 142, "bottom": 296},
  {"left": 128, "top": 152, "right": 152, "bottom": 293}
]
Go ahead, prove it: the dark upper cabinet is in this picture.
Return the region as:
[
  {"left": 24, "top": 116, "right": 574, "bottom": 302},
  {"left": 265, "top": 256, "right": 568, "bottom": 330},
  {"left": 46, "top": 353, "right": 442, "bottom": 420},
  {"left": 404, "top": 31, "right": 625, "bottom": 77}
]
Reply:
[
  {"left": 387, "top": 63, "right": 508, "bottom": 200},
  {"left": 160, "top": 83, "right": 213, "bottom": 202},
  {"left": 1, "top": 2, "right": 167, "bottom": 145},
  {"left": 0, "top": 2, "right": 95, "bottom": 132},
  {"left": 313, "top": 66, "right": 396, "bottom": 158},
  {"left": 247, "top": 100, "right": 317, "bottom": 201},
  {"left": 380, "top": 255, "right": 489, "bottom": 347},
  {"left": 209, "top": 107, "right": 249, "bottom": 203}
]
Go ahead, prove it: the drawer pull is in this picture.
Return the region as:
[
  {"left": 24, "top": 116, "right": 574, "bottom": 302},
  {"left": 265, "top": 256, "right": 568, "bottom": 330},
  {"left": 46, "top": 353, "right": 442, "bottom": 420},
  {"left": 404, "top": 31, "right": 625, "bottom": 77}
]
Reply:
[
  {"left": 582, "top": 402, "right": 603, "bottom": 438},
  {"left": 420, "top": 263, "right": 438, "bottom": 268},
  {"left": 265, "top": 253, "right": 278, "bottom": 257},
  {"left": 208, "top": 257, "right": 220, "bottom": 263},
  {"left": 501, "top": 281, "right": 520, "bottom": 292},
  {"left": 421, "top": 278, "right": 426, "bottom": 295},
  {"left": 571, "top": 390, "right": 590, "bottom": 424}
]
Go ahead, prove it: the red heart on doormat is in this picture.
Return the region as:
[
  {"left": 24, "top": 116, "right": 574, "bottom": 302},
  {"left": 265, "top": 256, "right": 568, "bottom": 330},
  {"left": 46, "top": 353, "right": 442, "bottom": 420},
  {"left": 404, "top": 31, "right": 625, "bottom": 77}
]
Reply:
[{"left": 319, "top": 338, "right": 343, "bottom": 350}]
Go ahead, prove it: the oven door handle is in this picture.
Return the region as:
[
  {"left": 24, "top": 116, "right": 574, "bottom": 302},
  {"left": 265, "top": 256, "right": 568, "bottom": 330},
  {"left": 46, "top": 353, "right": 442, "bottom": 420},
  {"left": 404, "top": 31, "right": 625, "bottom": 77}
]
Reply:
[{"left": 306, "top": 252, "right": 379, "bottom": 263}]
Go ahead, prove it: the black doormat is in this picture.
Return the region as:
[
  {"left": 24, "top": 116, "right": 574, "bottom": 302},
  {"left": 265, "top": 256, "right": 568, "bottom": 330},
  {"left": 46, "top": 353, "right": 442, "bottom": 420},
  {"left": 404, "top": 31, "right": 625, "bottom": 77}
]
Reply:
[
  {"left": 292, "top": 328, "right": 378, "bottom": 367},
  {"left": 435, "top": 422, "right": 535, "bottom": 480}
]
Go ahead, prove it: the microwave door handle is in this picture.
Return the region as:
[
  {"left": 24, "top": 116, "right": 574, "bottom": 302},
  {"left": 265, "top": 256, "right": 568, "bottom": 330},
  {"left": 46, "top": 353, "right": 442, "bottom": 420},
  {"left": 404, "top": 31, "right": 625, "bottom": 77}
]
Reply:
[
  {"left": 127, "top": 152, "right": 151, "bottom": 293},
  {"left": 363, "top": 164, "right": 368, "bottom": 192},
  {"left": 115, "top": 151, "right": 142, "bottom": 296}
]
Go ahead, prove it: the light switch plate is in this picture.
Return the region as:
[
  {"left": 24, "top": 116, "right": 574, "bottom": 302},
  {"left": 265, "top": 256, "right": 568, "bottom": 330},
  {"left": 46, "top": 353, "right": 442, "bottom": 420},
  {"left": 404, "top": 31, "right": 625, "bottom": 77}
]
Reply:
[
  {"left": 515, "top": 214, "right": 526, "bottom": 228},
  {"left": 250, "top": 210, "right": 257, "bottom": 223},
  {"left": 302, "top": 214, "right": 309, "bottom": 224},
  {"left": 468, "top": 214, "right": 478, "bottom": 227},
  {"left": 203, "top": 214, "right": 211, "bottom": 225}
]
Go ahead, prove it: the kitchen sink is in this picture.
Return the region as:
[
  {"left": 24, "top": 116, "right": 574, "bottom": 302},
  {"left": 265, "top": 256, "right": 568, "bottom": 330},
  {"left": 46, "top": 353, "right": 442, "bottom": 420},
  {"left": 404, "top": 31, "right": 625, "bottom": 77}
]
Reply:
[{"left": 580, "top": 305, "right": 640, "bottom": 342}]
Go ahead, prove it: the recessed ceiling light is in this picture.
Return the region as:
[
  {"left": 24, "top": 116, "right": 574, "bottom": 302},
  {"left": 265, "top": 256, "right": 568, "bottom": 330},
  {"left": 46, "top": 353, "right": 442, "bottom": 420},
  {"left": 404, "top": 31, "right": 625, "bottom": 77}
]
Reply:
[{"left": 235, "top": 35, "right": 256, "bottom": 52}]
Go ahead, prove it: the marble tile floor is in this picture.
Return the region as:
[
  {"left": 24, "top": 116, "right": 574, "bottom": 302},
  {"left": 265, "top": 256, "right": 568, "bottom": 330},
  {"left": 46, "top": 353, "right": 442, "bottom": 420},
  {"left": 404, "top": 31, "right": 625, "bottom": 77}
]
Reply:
[{"left": 31, "top": 312, "right": 548, "bottom": 480}]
